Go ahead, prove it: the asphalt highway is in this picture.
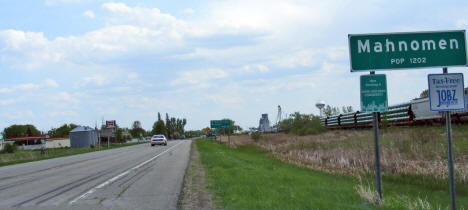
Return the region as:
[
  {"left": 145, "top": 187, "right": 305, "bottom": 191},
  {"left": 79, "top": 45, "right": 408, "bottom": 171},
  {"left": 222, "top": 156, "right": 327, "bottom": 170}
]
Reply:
[{"left": 0, "top": 140, "right": 191, "bottom": 210}]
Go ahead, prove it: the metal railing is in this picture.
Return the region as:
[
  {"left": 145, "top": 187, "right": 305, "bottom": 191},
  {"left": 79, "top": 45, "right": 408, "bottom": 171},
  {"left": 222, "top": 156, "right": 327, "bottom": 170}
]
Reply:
[{"left": 320, "top": 103, "right": 412, "bottom": 129}]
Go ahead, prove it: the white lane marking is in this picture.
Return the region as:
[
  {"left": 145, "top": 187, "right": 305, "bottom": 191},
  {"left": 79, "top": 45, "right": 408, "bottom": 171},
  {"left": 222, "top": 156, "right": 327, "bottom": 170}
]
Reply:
[{"left": 69, "top": 141, "right": 185, "bottom": 205}]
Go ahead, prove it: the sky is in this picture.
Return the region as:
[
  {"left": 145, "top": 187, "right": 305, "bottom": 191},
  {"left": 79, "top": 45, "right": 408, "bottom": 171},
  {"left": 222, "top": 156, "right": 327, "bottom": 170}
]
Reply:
[{"left": 1, "top": 0, "right": 468, "bottom": 133}]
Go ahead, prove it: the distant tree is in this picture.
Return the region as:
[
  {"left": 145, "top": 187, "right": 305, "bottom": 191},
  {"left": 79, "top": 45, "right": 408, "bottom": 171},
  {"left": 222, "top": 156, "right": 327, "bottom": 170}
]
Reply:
[
  {"left": 116, "top": 128, "right": 124, "bottom": 143},
  {"left": 323, "top": 105, "right": 340, "bottom": 117},
  {"left": 130, "top": 121, "right": 145, "bottom": 138},
  {"left": 165, "top": 113, "right": 171, "bottom": 139},
  {"left": 342, "top": 106, "right": 354, "bottom": 113},
  {"left": 158, "top": 112, "right": 162, "bottom": 121},
  {"left": 48, "top": 124, "right": 78, "bottom": 138},
  {"left": 2, "top": 124, "right": 41, "bottom": 138},
  {"left": 420, "top": 89, "right": 429, "bottom": 98},
  {"left": 152, "top": 120, "right": 166, "bottom": 136}
]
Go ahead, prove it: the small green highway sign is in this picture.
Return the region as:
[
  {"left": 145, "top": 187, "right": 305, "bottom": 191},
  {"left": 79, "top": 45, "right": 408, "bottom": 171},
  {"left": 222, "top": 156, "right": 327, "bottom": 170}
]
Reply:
[
  {"left": 210, "top": 120, "right": 231, "bottom": 129},
  {"left": 360, "top": 74, "right": 388, "bottom": 113},
  {"left": 349, "top": 30, "right": 467, "bottom": 71}
]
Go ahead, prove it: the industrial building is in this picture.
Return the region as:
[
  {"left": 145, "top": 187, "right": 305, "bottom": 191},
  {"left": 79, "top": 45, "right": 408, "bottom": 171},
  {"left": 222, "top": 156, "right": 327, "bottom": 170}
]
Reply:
[
  {"left": 70, "top": 126, "right": 98, "bottom": 148},
  {"left": 258, "top": 114, "right": 272, "bottom": 132}
]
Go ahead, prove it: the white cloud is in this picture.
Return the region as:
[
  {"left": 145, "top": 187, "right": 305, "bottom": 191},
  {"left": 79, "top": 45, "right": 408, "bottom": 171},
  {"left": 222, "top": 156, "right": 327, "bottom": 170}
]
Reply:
[
  {"left": 50, "top": 110, "right": 78, "bottom": 117},
  {"left": 205, "top": 94, "right": 243, "bottom": 107},
  {"left": 44, "top": 79, "right": 59, "bottom": 88},
  {"left": 0, "top": 99, "right": 17, "bottom": 105},
  {"left": 16, "top": 83, "right": 39, "bottom": 90},
  {"left": 83, "top": 10, "right": 95, "bottom": 19},
  {"left": 55, "top": 92, "right": 80, "bottom": 104},
  {"left": 3, "top": 110, "right": 34, "bottom": 119},
  {"left": 242, "top": 64, "right": 269, "bottom": 73},
  {"left": 0, "top": 88, "right": 13, "bottom": 94},
  {"left": 456, "top": 18, "right": 468, "bottom": 29},
  {"left": 127, "top": 72, "right": 138, "bottom": 80},
  {"left": 45, "top": 0, "right": 82, "bottom": 6},
  {"left": 180, "top": 8, "right": 195, "bottom": 15},
  {"left": 82, "top": 74, "right": 109, "bottom": 86},
  {"left": 170, "top": 69, "right": 228, "bottom": 88},
  {"left": 0, "top": 79, "right": 59, "bottom": 94}
]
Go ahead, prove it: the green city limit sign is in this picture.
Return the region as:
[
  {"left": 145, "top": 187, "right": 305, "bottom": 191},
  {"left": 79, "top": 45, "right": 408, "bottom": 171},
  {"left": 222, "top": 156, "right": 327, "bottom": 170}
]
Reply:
[
  {"left": 349, "top": 30, "right": 467, "bottom": 71},
  {"left": 210, "top": 120, "right": 231, "bottom": 129}
]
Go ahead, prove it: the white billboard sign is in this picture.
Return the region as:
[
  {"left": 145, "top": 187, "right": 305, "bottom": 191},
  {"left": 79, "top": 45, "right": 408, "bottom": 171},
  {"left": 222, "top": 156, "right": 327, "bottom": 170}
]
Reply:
[{"left": 428, "top": 73, "right": 466, "bottom": 111}]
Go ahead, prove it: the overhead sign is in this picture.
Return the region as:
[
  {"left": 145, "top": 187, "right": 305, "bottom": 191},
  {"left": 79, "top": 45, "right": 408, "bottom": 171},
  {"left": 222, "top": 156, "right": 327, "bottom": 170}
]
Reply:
[
  {"left": 210, "top": 120, "right": 231, "bottom": 129},
  {"left": 349, "top": 30, "right": 467, "bottom": 71},
  {"left": 360, "top": 74, "right": 388, "bottom": 113},
  {"left": 428, "top": 73, "right": 466, "bottom": 111}
]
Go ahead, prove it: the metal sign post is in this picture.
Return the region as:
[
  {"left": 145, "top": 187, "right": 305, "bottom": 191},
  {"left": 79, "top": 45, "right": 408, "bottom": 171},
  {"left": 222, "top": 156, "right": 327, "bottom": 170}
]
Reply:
[
  {"left": 360, "top": 71, "right": 387, "bottom": 201},
  {"left": 445, "top": 109, "right": 456, "bottom": 210},
  {"left": 372, "top": 110, "right": 382, "bottom": 200},
  {"left": 428, "top": 67, "right": 465, "bottom": 210}
]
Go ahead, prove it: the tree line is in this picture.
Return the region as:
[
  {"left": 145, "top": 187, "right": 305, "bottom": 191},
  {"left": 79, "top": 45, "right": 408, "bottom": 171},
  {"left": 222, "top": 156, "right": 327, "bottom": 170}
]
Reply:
[
  {"left": 1, "top": 112, "right": 188, "bottom": 141},
  {"left": 151, "top": 112, "right": 187, "bottom": 139}
]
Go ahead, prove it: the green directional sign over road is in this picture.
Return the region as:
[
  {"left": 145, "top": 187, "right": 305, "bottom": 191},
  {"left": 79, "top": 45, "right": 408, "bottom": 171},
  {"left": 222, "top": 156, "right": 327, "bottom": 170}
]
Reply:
[
  {"left": 360, "top": 74, "right": 388, "bottom": 113},
  {"left": 210, "top": 120, "right": 231, "bottom": 129},
  {"left": 349, "top": 30, "right": 467, "bottom": 71}
]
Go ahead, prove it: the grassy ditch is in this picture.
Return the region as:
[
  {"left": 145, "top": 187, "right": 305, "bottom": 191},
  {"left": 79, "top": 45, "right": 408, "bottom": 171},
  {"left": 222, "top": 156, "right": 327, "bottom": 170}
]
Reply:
[
  {"left": 0, "top": 141, "right": 147, "bottom": 167},
  {"left": 196, "top": 138, "right": 468, "bottom": 209},
  {"left": 227, "top": 126, "right": 468, "bottom": 183}
]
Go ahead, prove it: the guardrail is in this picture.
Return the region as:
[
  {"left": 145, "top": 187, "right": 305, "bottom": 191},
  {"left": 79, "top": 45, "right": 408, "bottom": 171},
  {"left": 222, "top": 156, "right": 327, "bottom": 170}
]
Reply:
[{"left": 320, "top": 103, "right": 412, "bottom": 129}]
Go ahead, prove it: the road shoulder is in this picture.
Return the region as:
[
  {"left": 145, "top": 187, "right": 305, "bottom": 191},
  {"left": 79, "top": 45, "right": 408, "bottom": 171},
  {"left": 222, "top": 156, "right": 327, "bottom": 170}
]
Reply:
[{"left": 178, "top": 140, "right": 216, "bottom": 210}]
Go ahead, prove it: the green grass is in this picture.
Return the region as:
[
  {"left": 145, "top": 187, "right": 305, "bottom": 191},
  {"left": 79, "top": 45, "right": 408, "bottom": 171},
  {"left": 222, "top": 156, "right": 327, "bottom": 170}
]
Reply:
[
  {"left": 196, "top": 138, "right": 468, "bottom": 209},
  {"left": 0, "top": 141, "right": 147, "bottom": 167}
]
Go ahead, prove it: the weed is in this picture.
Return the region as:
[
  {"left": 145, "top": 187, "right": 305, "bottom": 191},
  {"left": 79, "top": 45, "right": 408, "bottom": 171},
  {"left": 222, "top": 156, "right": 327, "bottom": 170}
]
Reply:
[
  {"left": 118, "top": 186, "right": 129, "bottom": 197},
  {"left": 354, "top": 183, "right": 382, "bottom": 206},
  {"left": 3, "top": 144, "right": 17, "bottom": 153},
  {"left": 251, "top": 132, "right": 261, "bottom": 142}
]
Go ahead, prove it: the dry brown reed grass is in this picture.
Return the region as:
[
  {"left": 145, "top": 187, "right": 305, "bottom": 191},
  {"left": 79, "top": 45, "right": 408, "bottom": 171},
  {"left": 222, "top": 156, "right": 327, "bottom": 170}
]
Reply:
[{"left": 227, "top": 129, "right": 468, "bottom": 183}]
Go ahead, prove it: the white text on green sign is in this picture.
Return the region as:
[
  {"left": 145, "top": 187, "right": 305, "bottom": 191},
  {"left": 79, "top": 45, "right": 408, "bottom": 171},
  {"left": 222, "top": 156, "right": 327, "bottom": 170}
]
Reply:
[
  {"left": 360, "top": 74, "right": 388, "bottom": 113},
  {"left": 349, "top": 30, "right": 467, "bottom": 71}
]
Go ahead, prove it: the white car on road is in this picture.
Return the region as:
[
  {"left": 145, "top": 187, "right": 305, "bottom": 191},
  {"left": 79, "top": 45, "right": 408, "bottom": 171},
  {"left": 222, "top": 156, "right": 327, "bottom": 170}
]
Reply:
[{"left": 151, "top": 135, "right": 167, "bottom": 146}]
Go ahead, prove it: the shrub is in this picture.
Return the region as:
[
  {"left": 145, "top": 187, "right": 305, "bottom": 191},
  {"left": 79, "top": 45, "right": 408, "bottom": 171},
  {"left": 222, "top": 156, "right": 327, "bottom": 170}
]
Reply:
[
  {"left": 251, "top": 132, "right": 262, "bottom": 142},
  {"left": 4, "top": 143, "right": 17, "bottom": 153},
  {"left": 279, "top": 112, "right": 324, "bottom": 135}
]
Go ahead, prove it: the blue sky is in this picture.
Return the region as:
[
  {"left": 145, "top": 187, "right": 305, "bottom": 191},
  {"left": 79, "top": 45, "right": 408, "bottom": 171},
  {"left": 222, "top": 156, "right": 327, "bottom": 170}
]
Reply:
[{"left": 1, "top": 0, "right": 468, "bottom": 133}]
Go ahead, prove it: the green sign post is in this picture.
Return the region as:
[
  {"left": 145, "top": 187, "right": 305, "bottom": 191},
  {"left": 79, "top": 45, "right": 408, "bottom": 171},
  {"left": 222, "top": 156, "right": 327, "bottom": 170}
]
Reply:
[
  {"left": 360, "top": 74, "right": 388, "bottom": 113},
  {"left": 349, "top": 30, "right": 467, "bottom": 71},
  {"left": 210, "top": 120, "right": 232, "bottom": 145},
  {"left": 210, "top": 120, "right": 231, "bottom": 129}
]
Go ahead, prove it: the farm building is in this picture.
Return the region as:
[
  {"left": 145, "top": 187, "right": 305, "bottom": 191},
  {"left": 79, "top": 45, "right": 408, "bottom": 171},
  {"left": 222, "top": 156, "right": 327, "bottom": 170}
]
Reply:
[
  {"left": 70, "top": 126, "right": 98, "bottom": 148},
  {"left": 2, "top": 136, "right": 71, "bottom": 150},
  {"left": 3, "top": 136, "right": 46, "bottom": 150},
  {"left": 45, "top": 138, "right": 70, "bottom": 149}
]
